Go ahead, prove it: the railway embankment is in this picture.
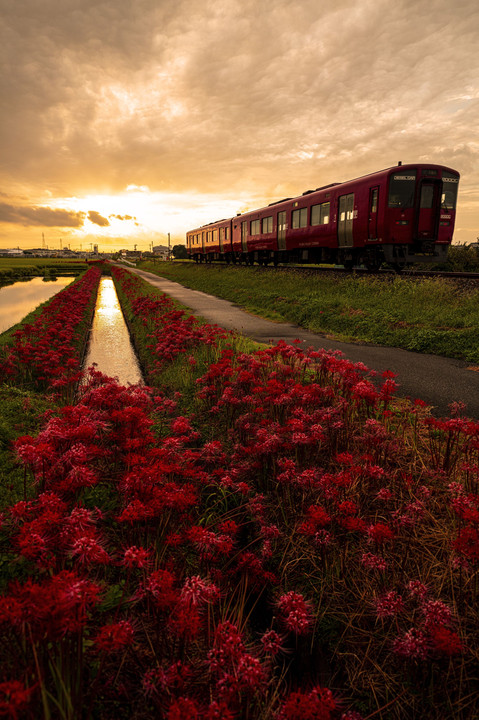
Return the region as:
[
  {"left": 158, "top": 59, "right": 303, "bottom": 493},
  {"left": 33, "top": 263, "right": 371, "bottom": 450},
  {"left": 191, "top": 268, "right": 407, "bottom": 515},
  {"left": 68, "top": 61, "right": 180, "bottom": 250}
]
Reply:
[
  {"left": 129, "top": 262, "right": 479, "bottom": 418},
  {"left": 137, "top": 261, "right": 479, "bottom": 365}
]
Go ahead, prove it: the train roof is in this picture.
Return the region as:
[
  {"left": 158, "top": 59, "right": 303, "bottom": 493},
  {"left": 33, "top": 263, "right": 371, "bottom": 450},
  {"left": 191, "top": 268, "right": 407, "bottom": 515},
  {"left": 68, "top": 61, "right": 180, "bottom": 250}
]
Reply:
[{"left": 187, "top": 162, "right": 460, "bottom": 232}]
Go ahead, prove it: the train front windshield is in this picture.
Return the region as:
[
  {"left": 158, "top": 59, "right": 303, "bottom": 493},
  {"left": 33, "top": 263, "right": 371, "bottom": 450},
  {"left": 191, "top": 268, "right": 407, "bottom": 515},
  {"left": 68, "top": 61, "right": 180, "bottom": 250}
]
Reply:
[
  {"left": 441, "top": 172, "right": 459, "bottom": 210},
  {"left": 388, "top": 171, "right": 417, "bottom": 208}
]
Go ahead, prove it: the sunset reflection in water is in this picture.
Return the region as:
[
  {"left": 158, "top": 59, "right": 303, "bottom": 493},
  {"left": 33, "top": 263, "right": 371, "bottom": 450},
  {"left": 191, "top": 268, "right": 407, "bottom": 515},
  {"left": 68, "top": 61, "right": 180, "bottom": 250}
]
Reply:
[{"left": 83, "top": 277, "right": 143, "bottom": 386}]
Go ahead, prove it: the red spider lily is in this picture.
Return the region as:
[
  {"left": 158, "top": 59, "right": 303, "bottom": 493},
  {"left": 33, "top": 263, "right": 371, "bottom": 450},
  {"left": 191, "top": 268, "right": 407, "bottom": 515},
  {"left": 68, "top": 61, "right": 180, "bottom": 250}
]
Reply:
[
  {"left": 429, "top": 624, "right": 464, "bottom": 656},
  {"left": 393, "top": 628, "right": 431, "bottom": 660},
  {"left": 0, "top": 267, "right": 101, "bottom": 398},
  {"left": 70, "top": 534, "right": 111, "bottom": 565},
  {"left": 406, "top": 580, "right": 429, "bottom": 601},
  {"left": 167, "top": 697, "right": 199, "bottom": 720},
  {"left": 453, "top": 525, "right": 479, "bottom": 563},
  {"left": 276, "top": 591, "right": 313, "bottom": 636},
  {"left": 137, "top": 568, "right": 178, "bottom": 609},
  {"left": 260, "top": 629, "right": 286, "bottom": 657},
  {"left": 298, "top": 504, "right": 331, "bottom": 536},
  {"left": 360, "top": 552, "right": 388, "bottom": 572},
  {"left": 1, "top": 262, "right": 478, "bottom": 718},
  {"left": 179, "top": 575, "right": 220, "bottom": 607},
  {"left": 276, "top": 686, "right": 337, "bottom": 720},
  {"left": 374, "top": 590, "right": 405, "bottom": 619},
  {"left": 204, "top": 700, "right": 236, "bottom": 719},
  {"left": 421, "top": 599, "right": 454, "bottom": 629},
  {"left": 142, "top": 661, "right": 192, "bottom": 696},
  {"left": 168, "top": 604, "right": 202, "bottom": 641},
  {"left": 122, "top": 545, "right": 151, "bottom": 569},
  {"left": 0, "top": 680, "right": 36, "bottom": 719},
  {"left": 0, "top": 571, "right": 101, "bottom": 640},
  {"left": 367, "top": 522, "right": 395, "bottom": 545},
  {"left": 93, "top": 619, "right": 135, "bottom": 653}
]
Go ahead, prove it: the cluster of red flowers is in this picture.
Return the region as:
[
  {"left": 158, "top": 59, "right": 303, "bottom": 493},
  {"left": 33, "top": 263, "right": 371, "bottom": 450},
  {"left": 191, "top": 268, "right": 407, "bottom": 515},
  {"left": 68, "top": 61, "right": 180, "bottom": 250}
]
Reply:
[
  {"left": 0, "top": 264, "right": 478, "bottom": 719},
  {"left": 0, "top": 266, "right": 101, "bottom": 400}
]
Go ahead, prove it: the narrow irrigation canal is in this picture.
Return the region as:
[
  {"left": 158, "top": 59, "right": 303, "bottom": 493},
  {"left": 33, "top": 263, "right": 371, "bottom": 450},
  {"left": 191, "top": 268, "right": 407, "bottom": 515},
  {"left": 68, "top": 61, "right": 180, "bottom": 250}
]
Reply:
[{"left": 83, "top": 276, "right": 143, "bottom": 385}]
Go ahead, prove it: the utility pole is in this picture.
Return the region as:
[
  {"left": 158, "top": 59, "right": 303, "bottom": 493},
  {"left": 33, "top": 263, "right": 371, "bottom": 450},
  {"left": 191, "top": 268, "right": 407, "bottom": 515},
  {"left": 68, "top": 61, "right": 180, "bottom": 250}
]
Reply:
[{"left": 168, "top": 232, "right": 171, "bottom": 260}]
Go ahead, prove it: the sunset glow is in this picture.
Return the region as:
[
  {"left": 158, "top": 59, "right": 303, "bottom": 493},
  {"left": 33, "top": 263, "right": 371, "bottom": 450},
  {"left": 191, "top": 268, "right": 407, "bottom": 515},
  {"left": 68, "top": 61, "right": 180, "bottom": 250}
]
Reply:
[{"left": 1, "top": 0, "right": 478, "bottom": 251}]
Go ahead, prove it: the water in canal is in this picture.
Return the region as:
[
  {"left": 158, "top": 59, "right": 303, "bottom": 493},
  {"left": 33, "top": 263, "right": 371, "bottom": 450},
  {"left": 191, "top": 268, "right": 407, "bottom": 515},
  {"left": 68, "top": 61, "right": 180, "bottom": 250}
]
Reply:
[
  {"left": 83, "top": 276, "right": 143, "bottom": 385},
  {"left": 0, "top": 276, "right": 74, "bottom": 334}
]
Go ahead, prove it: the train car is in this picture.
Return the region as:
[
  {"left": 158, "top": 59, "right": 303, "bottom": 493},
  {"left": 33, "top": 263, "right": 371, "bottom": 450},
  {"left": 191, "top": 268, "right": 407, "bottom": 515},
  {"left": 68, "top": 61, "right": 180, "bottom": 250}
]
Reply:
[
  {"left": 186, "top": 218, "right": 233, "bottom": 263},
  {"left": 186, "top": 163, "right": 460, "bottom": 270}
]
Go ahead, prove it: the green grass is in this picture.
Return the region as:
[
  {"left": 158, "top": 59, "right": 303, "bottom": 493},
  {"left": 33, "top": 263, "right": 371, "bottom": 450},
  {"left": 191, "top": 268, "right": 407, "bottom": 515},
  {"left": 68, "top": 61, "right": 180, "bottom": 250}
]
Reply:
[
  {"left": 0, "top": 257, "right": 87, "bottom": 282},
  {"left": 0, "top": 386, "right": 57, "bottom": 508},
  {"left": 112, "top": 269, "right": 259, "bottom": 420},
  {"left": 137, "top": 261, "right": 479, "bottom": 363}
]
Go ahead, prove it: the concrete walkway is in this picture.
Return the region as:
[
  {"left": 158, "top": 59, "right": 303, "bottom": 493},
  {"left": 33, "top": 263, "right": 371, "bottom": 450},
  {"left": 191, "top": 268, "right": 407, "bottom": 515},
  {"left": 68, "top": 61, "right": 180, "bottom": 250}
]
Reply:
[{"left": 126, "top": 266, "right": 479, "bottom": 418}]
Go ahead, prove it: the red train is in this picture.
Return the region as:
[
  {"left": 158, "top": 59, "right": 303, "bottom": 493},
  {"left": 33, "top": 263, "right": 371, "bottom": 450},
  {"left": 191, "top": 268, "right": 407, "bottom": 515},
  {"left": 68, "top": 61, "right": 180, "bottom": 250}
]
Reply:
[{"left": 186, "top": 163, "right": 460, "bottom": 270}]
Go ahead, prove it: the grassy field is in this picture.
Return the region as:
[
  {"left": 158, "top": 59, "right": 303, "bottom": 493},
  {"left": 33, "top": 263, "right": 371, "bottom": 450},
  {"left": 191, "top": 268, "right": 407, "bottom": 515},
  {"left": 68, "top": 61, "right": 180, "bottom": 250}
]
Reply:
[
  {"left": 138, "top": 261, "right": 479, "bottom": 363},
  {"left": 0, "top": 257, "right": 87, "bottom": 281}
]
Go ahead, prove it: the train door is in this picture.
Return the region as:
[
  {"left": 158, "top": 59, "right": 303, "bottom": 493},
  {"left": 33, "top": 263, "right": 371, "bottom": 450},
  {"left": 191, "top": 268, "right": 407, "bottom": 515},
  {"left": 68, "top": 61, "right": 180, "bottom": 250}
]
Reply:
[
  {"left": 416, "top": 180, "right": 440, "bottom": 239},
  {"left": 368, "top": 187, "right": 379, "bottom": 239},
  {"left": 277, "top": 211, "right": 286, "bottom": 250},
  {"left": 201, "top": 232, "right": 205, "bottom": 252},
  {"left": 338, "top": 194, "right": 354, "bottom": 247},
  {"left": 241, "top": 221, "right": 248, "bottom": 252}
]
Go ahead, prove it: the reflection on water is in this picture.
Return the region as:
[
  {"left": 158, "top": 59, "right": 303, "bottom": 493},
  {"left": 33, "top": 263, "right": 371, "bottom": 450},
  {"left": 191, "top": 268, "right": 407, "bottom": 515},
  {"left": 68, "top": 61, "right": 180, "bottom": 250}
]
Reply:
[
  {"left": 0, "top": 276, "right": 74, "bottom": 334},
  {"left": 83, "top": 277, "right": 143, "bottom": 386}
]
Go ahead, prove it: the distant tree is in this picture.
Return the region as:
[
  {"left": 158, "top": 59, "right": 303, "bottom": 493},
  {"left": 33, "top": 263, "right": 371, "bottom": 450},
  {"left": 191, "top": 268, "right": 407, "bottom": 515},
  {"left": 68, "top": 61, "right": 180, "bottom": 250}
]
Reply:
[{"left": 172, "top": 244, "right": 188, "bottom": 259}]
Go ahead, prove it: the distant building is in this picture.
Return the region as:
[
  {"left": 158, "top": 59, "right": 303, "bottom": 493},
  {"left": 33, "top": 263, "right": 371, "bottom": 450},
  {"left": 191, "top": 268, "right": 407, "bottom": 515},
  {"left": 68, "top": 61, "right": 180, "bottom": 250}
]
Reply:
[
  {"left": 152, "top": 244, "right": 170, "bottom": 260},
  {"left": 120, "top": 250, "right": 143, "bottom": 260},
  {"left": 0, "top": 248, "right": 24, "bottom": 256}
]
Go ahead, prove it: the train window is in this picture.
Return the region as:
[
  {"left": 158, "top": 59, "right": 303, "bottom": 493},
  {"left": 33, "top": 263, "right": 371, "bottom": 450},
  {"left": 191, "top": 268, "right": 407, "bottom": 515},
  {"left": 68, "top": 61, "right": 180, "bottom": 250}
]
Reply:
[
  {"left": 292, "top": 208, "right": 308, "bottom": 228},
  {"left": 213, "top": 229, "right": 218, "bottom": 242},
  {"left": 420, "top": 185, "right": 434, "bottom": 209},
  {"left": 441, "top": 172, "right": 459, "bottom": 209},
  {"left": 225, "top": 227, "right": 229, "bottom": 240},
  {"left": 388, "top": 171, "right": 417, "bottom": 208},
  {"left": 311, "top": 203, "right": 330, "bottom": 226},
  {"left": 262, "top": 216, "right": 273, "bottom": 233},
  {"left": 251, "top": 219, "right": 260, "bottom": 235}
]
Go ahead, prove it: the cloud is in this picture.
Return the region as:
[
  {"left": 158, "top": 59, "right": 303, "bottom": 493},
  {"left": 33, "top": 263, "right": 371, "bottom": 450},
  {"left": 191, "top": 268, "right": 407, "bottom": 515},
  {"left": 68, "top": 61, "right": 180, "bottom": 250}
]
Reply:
[
  {"left": 1, "top": 0, "right": 479, "bottom": 244},
  {"left": 87, "top": 210, "right": 110, "bottom": 226},
  {"left": 0, "top": 203, "right": 85, "bottom": 227},
  {"left": 110, "top": 214, "right": 136, "bottom": 221}
]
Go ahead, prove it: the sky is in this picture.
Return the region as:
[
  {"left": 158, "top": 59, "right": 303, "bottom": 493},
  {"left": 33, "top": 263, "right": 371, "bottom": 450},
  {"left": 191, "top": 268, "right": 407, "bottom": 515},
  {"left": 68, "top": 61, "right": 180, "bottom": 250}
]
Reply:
[{"left": 1, "top": 0, "right": 478, "bottom": 252}]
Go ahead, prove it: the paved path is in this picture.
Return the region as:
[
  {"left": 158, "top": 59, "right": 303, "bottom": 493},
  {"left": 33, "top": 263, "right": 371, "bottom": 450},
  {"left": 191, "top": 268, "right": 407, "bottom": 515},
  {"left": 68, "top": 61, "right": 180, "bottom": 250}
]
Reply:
[{"left": 127, "top": 266, "right": 479, "bottom": 418}]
